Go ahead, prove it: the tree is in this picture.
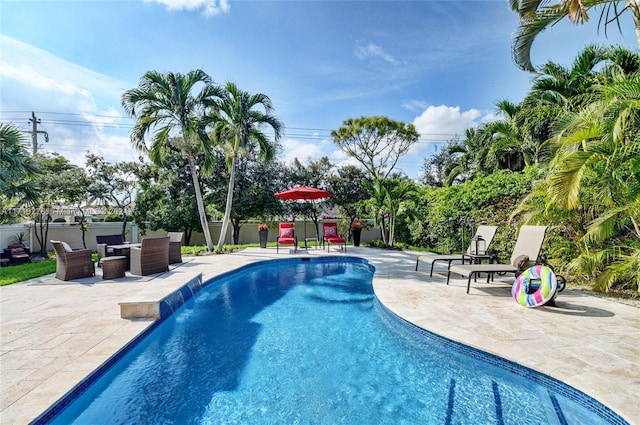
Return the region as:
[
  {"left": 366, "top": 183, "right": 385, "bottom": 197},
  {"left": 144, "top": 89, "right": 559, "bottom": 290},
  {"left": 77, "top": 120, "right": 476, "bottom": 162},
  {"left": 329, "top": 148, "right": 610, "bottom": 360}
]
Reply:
[
  {"left": 444, "top": 129, "right": 484, "bottom": 185},
  {"left": 326, "top": 165, "right": 370, "bottom": 238},
  {"left": 0, "top": 122, "right": 40, "bottom": 222},
  {"left": 542, "top": 72, "right": 640, "bottom": 290},
  {"left": 210, "top": 82, "right": 283, "bottom": 250},
  {"left": 86, "top": 154, "right": 140, "bottom": 241},
  {"left": 510, "top": 0, "right": 640, "bottom": 72},
  {"left": 121, "top": 69, "right": 223, "bottom": 252},
  {"left": 378, "top": 177, "right": 419, "bottom": 246},
  {"left": 331, "top": 116, "right": 419, "bottom": 180},
  {"left": 420, "top": 142, "right": 459, "bottom": 187},
  {"left": 31, "top": 155, "right": 83, "bottom": 256},
  {"left": 59, "top": 167, "right": 91, "bottom": 248},
  {"left": 207, "top": 148, "right": 285, "bottom": 244},
  {"left": 132, "top": 148, "right": 203, "bottom": 244}
]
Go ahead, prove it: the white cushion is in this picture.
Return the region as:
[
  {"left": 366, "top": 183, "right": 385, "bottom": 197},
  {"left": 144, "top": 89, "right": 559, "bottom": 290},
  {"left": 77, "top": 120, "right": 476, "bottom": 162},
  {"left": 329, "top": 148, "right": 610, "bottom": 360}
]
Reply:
[{"left": 61, "top": 242, "right": 73, "bottom": 252}]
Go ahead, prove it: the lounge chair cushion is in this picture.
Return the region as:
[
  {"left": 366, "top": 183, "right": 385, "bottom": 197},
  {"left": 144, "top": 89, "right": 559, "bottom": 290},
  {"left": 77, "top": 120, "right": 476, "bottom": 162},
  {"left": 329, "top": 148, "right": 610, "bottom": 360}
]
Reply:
[
  {"left": 280, "top": 228, "right": 294, "bottom": 238},
  {"left": 61, "top": 242, "right": 73, "bottom": 252},
  {"left": 324, "top": 226, "right": 337, "bottom": 237}
]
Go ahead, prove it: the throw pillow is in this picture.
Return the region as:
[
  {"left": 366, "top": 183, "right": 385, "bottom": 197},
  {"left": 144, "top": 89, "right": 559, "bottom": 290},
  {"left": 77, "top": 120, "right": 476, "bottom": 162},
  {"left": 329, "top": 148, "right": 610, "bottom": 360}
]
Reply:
[
  {"left": 280, "top": 228, "right": 294, "bottom": 238},
  {"left": 61, "top": 242, "right": 73, "bottom": 252},
  {"left": 324, "top": 226, "right": 337, "bottom": 237}
]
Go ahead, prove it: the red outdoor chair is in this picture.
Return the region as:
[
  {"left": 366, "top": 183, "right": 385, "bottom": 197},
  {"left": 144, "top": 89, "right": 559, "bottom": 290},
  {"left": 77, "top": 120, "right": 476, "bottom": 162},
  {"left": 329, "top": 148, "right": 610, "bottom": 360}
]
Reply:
[
  {"left": 277, "top": 223, "right": 297, "bottom": 253},
  {"left": 322, "top": 222, "right": 346, "bottom": 252}
]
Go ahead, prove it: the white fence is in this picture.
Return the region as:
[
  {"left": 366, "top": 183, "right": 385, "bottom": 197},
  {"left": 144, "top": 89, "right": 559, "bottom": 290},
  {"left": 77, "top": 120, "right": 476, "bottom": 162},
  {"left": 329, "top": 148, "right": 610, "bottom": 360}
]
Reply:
[{"left": 0, "top": 221, "right": 379, "bottom": 254}]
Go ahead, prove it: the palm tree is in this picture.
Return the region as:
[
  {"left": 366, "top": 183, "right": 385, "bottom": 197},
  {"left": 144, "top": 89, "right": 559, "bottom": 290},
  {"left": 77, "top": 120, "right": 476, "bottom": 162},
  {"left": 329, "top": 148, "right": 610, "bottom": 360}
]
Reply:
[
  {"left": 210, "top": 82, "right": 283, "bottom": 251},
  {"left": 0, "top": 122, "right": 40, "bottom": 219},
  {"left": 444, "top": 129, "right": 480, "bottom": 185},
  {"left": 510, "top": 0, "right": 640, "bottom": 72},
  {"left": 121, "top": 70, "right": 223, "bottom": 251},
  {"left": 547, "top": 72, "right": 640, "bottom": 290},
  {"left": 548, "top": 73, "right": 640, "bottom": 218},
  {"left": 383, "top": 177, "right": 419, "bottom": 246}
]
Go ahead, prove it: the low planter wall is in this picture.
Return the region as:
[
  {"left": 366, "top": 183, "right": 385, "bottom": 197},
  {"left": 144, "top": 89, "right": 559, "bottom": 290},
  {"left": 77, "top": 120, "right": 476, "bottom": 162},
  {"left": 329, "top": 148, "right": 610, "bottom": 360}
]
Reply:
[{"left": 0, "top": 220, "right": 379, "bottom": 253}]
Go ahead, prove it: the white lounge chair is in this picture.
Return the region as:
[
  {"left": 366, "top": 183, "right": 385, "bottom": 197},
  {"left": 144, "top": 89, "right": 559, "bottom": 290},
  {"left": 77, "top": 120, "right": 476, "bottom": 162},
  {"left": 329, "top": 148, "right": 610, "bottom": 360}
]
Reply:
[
  {"left": 415, "top": 225, "right": 499, "bottom": 276},
  {"left": 447, "top": 225, "right": 548, "bottom": 294}
]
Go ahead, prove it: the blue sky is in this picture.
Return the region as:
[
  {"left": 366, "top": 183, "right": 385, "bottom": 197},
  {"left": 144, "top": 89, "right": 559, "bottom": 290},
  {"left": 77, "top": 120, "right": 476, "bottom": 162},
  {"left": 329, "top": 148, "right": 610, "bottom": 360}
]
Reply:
[{"left": 1, "top": 0, "right": 637, "bottom": 179}]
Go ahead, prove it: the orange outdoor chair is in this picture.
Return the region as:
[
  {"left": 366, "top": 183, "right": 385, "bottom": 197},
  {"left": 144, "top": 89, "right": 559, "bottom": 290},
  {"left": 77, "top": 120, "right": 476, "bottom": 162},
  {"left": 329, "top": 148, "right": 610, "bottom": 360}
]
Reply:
[
  {"left": 277, "top": 222, "right": 298, "bottom": 253},
  {"left": 322, "top": 222, "right": 346, "bottom": 252}
]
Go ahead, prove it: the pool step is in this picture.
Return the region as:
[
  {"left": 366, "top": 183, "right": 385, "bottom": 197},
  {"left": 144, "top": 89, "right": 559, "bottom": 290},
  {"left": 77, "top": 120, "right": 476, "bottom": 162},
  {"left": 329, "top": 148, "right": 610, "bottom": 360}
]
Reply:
[{"left": 444, "top": 378, "right": 570, "bottom": 424}]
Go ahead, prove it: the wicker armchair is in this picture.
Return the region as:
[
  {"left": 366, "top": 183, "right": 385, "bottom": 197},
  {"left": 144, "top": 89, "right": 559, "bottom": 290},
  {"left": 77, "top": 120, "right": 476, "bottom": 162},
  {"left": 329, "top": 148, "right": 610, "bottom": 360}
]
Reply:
[
  {"left": 167, "top": 232, "right": 183, "bottom": 264},
  {"left": 51, "top": 240, "right": 95, "bottom": 281},
  {"left": 130, "top": 236, "right": 170, "bottom": 276}
]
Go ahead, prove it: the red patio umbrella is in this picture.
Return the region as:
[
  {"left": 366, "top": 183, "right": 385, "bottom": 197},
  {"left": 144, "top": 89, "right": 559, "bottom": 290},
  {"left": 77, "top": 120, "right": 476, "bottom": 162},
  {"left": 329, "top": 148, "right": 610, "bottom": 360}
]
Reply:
[
  {"left": 274, "top": 186, "right": 332, "bottom": 247},
  {"left": 273, "top": 186, "right": 332, "bottom": 201}
]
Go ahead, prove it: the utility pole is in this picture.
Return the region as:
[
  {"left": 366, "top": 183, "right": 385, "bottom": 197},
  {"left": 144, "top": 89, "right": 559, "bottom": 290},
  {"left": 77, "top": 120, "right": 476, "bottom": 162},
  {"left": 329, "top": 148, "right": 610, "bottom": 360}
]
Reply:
[
  {"left": 27, "top": 111, "right": 49, "bottom": 155},
  {"left": 29, "top": 112, "right": 39, "bottom": 155}
]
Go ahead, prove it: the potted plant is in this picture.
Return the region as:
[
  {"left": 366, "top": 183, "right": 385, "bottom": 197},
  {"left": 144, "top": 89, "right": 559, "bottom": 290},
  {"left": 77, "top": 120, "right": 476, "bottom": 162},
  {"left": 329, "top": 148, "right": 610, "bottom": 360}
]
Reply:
[
  {"left": 10, "top": 232, "right": 26, "bottom": 247},
  {"left": 351, "top": 221, "right": 362, "bottom": 247},
  {"left": 258, "top": 223, "right": 269, "bottom": 248}
]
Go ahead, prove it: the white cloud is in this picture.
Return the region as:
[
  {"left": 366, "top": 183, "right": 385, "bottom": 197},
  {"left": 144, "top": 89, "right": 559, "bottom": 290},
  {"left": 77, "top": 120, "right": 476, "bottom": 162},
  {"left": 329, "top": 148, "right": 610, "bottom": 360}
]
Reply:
[
  {"left": 412, "top": 104, "right": 482, "bottom": 137},
  {"left": 399, "top": 104, "right": 489, "bottom": 178},
  {"left": 355, "top": 42, "right": 400, "bottom": 65},
  {"left": 144, "top": 0, "right": 230, "bottom": 17},
  {"left": 280, "top": 137, "right": 326, "bottom": 165},
  {"left": 0, "top": 35, "right": 138, "bottom": 167},
  {"left": 401, "top": 99, "right": 428, "bottom": 113}
]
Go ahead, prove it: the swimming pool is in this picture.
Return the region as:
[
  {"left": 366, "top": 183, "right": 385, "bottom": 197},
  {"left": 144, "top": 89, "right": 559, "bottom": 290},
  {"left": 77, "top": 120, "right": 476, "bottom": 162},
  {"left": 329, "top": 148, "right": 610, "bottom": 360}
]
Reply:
[{"left": 36, "top": 257, "right": 626, "bottom": 424}]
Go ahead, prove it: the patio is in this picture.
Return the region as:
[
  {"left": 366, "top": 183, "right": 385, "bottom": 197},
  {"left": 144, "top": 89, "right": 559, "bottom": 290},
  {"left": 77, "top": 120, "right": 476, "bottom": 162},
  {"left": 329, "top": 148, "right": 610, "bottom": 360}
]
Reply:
[{"left": 1, "top": 247, "right": 638, "bottom": 424}]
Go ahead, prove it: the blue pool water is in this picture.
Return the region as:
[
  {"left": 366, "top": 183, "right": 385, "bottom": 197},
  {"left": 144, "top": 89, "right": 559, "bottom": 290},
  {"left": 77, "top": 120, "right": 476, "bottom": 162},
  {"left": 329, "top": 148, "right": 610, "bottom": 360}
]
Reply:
[{"left": 40, "top": 257, "right": 625, "bottom": 424}]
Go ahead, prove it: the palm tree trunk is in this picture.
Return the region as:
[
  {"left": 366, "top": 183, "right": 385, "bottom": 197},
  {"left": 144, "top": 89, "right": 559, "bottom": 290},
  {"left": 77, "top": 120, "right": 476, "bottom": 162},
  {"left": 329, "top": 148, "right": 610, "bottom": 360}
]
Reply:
[
  {"left": 188, "top": 153, "right": 214, "bottom": 252},
  {"left": 217, "top": 153, "right": 237, "bottom": 251}
]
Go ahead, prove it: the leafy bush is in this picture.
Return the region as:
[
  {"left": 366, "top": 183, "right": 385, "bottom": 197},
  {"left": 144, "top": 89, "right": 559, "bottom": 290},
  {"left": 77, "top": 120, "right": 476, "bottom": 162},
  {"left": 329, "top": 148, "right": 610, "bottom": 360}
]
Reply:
[
  {"left": 104, "top": 214, "right": 126, "bottom": 222},
  {"left": 405, "top": 168, "right": 540, "bottom": 262}
]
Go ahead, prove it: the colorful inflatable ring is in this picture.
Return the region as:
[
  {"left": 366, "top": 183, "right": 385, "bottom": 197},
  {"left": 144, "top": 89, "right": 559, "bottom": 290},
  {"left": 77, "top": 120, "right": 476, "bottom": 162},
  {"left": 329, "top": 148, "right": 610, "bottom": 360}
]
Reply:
[{"left": 512, "top": 265, "right": 558, "bottom": 307}]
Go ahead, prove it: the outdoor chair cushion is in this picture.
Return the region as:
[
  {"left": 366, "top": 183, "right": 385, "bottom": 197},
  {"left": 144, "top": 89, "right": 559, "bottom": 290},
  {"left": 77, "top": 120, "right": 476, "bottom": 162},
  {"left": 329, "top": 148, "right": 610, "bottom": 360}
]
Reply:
[{"left": 280, "top": 228, "right": 294, "bottom": 238}]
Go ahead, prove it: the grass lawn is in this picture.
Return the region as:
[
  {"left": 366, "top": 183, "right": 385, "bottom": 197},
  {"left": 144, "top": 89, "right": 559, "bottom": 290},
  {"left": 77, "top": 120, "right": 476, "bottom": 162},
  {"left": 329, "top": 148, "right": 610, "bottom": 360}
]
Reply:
[{"left": 0, "top": 259, "right": 57, "bottom": 287}]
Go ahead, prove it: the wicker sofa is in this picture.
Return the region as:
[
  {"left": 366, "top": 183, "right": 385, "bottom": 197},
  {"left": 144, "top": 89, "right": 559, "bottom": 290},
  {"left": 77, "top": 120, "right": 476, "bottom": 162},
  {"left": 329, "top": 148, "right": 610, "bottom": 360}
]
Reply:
[
  {"left": 129, "top": 237, "right": 170, "bottom": 276},
  {"left": 51, "top": 240, "right": 95, "bottom": 281}
]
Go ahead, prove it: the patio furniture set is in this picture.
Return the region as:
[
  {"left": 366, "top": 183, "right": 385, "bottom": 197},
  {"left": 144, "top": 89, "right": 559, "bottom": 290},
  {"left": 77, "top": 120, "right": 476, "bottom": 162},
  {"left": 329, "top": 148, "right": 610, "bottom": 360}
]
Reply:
[{"left": 51, "top": 232, "right": 183, "bottom": 281}]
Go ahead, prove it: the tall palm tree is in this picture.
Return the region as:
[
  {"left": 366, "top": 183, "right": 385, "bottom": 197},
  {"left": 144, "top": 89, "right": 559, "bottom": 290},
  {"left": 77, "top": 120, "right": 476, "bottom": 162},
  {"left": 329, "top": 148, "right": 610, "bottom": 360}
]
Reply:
[
  {"left": 0, "top": 122, "right": 40, "bottom": 218},
  {"left": 510, "top": 0, "right": 640, "bottom": 72},
  {"left": 210, "top": 82, "right": 283, "bottom": 251},
  {"left": 121, "top": 70, "right": 223, "bottom": 252}
]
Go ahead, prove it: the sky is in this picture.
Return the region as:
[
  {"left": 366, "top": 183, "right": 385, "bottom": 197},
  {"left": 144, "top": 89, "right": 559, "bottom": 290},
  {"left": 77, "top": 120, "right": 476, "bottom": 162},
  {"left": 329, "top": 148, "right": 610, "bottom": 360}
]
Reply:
[{"left": 1, "top": 0, "right": 637, "bottom": 180}]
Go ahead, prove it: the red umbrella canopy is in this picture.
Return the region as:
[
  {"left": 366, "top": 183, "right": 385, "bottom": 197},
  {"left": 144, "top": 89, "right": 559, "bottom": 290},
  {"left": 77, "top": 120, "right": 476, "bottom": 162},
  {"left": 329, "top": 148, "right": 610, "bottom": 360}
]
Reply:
[{"left": 273, "top": 186, "right": 332, "bottom": 201}]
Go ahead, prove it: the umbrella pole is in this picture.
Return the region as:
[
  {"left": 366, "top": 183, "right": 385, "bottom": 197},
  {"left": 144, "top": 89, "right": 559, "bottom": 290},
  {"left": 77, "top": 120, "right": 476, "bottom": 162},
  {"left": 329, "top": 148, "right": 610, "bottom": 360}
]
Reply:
[
  {"left": 304, "top": 217, "right": 308, "bottom": 248},
  {"left": 303, "top": 200, "right": 309, "bottom": 248}
]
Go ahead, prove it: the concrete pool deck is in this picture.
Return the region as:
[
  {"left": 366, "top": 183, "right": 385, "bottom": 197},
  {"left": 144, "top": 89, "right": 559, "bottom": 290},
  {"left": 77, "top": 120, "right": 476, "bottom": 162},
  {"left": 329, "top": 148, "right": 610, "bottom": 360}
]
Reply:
[{"left": 1, "top": 247, "right": 638, "bottom": 424}]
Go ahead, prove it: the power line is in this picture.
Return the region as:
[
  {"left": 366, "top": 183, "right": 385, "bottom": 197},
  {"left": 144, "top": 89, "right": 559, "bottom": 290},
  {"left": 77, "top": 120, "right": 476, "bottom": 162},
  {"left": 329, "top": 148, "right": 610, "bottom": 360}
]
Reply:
[{"left": 2, "top": 111, "right": 461, "bottom": 139}]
